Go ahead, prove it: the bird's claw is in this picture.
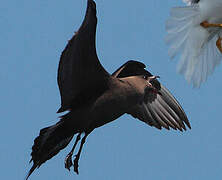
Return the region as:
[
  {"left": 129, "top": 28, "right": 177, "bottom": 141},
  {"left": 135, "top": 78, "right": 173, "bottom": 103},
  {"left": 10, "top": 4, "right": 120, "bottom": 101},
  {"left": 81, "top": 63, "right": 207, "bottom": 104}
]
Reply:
[
  {"left": 64, "top": 153, "right": 73, "bottom": 171},
  {"left": 74, "top": 155, "right": 80, "bottom": 174},
  {"left": 200, "top": 21, "right": 211, "bottom": 28},
  {"left": 200, "top": 21, "right": 222, "bottom": 28},
  {"left": 200, "top": 21, "right": 222, "bottom": 54},
  {"left": 216, "top": 37, "right": 222, "bottom": 53}
]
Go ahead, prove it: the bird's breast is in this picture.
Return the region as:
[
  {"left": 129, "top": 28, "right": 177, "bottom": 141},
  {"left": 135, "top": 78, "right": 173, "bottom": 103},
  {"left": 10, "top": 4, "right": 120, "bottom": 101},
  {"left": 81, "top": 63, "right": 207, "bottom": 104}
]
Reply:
[
  {"left": 200, "top": 0, "right": 222, "bottom": 23},
  {"left": 88, "top": 82, "right": 144, "bottom": 129}
]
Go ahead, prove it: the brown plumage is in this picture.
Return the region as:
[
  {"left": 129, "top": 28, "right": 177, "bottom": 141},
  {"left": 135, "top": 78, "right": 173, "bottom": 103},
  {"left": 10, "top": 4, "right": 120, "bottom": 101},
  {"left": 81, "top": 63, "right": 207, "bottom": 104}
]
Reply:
[{"left": 26, "top": 0, "right": 190, "bottom": 179}]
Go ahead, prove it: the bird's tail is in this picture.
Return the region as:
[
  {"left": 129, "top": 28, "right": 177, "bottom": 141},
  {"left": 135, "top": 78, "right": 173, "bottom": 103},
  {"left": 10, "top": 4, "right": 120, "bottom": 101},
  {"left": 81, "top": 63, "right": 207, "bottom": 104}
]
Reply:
[
  {"left": 165, "top": 5, "right": 222, "bottom": 87},
  {"left": 26, "top": 118, "right": 76, "bottom": 179}
]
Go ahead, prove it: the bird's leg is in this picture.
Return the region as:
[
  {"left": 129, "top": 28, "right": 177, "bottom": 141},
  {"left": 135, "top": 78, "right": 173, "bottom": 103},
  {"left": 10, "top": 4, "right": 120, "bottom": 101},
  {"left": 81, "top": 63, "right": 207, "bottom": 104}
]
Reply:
[
  {"left": 64, "top": 133, "right": 81, "bottom": 171},
  {"left": 200, "top": 21, "right": 222, "bottom": 53},
  {"left": 200, "top": 21, "right": 222, "bottom": 28},
  {"left": 216, "top": 37, "right": 222, "bottom": 53},
  {"left": 73, "top": 132, "right": 89, "bottom": 174}
]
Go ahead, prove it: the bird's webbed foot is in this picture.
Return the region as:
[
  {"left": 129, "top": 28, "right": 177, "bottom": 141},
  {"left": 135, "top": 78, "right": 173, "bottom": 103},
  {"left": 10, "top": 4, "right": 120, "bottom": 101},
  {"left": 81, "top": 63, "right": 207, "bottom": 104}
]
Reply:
[
  {"left": 72, "top": 132, "right": 90, "bottom": 174},
  {"left": 74, "top": 154, "right": 80, "bottom": 174},
  {"left": 65, "top": 152, "right": 73, "bottom": 171},
  {"left": 64, "top": 133, "right": 82, "bottom": 171}
]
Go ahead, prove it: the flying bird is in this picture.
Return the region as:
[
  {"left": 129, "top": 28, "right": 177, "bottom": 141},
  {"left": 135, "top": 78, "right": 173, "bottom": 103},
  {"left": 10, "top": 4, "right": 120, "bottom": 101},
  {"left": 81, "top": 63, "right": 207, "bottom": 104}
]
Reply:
[
  {"left": 165, "top": 0, "right": 222, "bottom": 87},
  {"left": 26, "top": 0, "right": 190, "bottom": 179}
]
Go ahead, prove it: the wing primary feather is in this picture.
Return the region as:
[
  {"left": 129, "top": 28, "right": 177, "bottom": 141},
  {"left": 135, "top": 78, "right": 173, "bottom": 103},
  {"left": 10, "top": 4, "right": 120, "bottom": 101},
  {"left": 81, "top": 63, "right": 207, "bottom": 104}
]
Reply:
[
  {"left": 142, "top": 103, "right": 162, "bottom": 129},
  {"left": 160, "top": 85, "right": 190, "bottom": 129},
  {"left": 146, "top": 103, "right": 170, "bottom": 130},
  {"left": 157, "top": 97, "right": 184, "bottom": 131},
  {"left": 156, "top": 98, "right": 183, "bottom": 130},
  {"left": 153, "top": 98, "right": 178, "bottom": 130},
  {"left": 150, "top": 103, "right": 172, "bottom": 130}
]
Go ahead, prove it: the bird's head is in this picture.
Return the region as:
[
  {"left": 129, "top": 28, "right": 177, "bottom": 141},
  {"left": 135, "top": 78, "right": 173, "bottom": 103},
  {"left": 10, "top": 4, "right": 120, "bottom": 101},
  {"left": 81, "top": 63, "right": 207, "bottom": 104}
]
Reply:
[
  {"left": 144, "top": 75, "right": 160, "bottom": 86},
  {"left": 143, "top": 75, "right": 161, "bottom": 103},
  {"left": 112, "top": 60, "right": 161, "bottom": 100}
]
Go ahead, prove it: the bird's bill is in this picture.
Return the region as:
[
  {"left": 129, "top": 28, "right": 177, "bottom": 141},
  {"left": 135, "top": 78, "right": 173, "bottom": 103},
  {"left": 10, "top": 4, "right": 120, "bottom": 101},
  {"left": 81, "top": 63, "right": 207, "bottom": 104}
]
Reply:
[
  {"left": 146, "top": 76, "right": 160, "bottom": 90},
  {"left": 146, "top": 75, "right": 160, "bottom": 82}
]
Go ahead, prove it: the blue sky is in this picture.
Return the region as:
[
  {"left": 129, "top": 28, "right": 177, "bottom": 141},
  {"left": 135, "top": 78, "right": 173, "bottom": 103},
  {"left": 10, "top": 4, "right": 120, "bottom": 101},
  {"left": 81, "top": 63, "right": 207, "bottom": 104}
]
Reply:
[{"left": 1, "top": 0, "right": 222, "bottom": 179}]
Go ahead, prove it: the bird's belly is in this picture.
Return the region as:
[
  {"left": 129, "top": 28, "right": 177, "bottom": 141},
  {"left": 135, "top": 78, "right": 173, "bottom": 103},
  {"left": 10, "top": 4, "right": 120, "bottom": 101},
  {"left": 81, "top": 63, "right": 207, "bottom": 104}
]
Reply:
[
  {"left": 200, "top": 0, "right": 222, "bottom": 23},
  {"left": 210, "top": 17, "right": 222, "bottom": 24},
  {"left": 88, "top": 90, "right": 143, "bottom": 129},
  {"left": 92, "top": 109, "right": 125, "bottom": 128}
]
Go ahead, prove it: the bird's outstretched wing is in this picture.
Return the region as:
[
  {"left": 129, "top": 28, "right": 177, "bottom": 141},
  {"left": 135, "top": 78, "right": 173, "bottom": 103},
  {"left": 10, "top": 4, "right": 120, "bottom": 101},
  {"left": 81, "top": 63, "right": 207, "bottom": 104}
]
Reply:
[
  {"left": 128, "top": 85, "right": 190, "bottom": 131},
  {"left": 112, "top": 60, "right": 149, "bottom": 77},
  {"left": 57, "top": 0, "right": 109, "bottom": 113},
  {"left": 112, "top": 61, "right": 190, "bottom": 131}
]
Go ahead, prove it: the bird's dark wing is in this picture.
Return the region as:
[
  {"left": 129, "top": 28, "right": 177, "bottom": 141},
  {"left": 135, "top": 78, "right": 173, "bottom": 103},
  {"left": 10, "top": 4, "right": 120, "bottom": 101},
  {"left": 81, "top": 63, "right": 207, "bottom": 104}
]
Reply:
[
  {"left": 112, "top": 61, "right": 190, "bottom": 131},
  {"left": 128, "top": 84, "right": 190, "bottom": 131},
  {"left": 112, "top": 60, "right": 150, "bottom": 78},
  {"left": 57, "top": 0, "right": 109, "bottom": 113}
]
